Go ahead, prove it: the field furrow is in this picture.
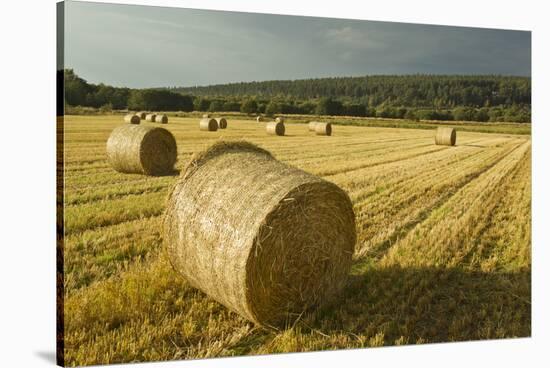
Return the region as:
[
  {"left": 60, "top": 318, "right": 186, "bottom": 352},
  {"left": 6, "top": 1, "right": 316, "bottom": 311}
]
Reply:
[
  {"left": 65, "top": 179, "right": 172, "bottom": 205},
  {"left": 64, "top": 191, "right": 167, "bottom": 235},
  {"left": 382, "top": 141, "right": 531, "bottom": 268}
]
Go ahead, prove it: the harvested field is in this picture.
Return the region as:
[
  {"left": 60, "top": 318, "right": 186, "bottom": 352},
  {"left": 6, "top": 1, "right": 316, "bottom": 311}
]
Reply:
[{"left": 61, "top": 114, "right": 531, "bottom": 366}]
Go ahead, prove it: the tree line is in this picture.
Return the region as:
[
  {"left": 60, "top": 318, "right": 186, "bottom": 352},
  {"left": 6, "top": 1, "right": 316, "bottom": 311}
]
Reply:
[
  {"left": 174, "top": 75, "right": 530, "bottom": 108},
  {"left": 62, "top": 70, "right": 531, "bottom": 123},
  {"left": 63, "top": 69, "right": 193, "bottom": 111}
]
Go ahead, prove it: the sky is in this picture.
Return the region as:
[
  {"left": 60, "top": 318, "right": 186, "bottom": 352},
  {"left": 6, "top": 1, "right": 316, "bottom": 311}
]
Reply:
[{"left": 63, "top": 1, "right": 531, "bottom": 88}]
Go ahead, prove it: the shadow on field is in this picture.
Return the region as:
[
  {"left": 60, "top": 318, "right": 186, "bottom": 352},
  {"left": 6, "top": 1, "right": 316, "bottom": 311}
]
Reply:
[
  {"left": 155, "top": 169, "right": 180, "bottom": 177},
  {"left": 303, "top": 265, "right": 531, "bottom": 344}
]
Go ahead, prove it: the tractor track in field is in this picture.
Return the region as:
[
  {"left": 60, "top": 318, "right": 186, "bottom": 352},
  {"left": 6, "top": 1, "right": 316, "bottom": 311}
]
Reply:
[
  {"left": 354, "top": 140, "right": 527, "bottom": 259},
  {"left": 370, "top": 140, "right": 530, "bottom": 264}
]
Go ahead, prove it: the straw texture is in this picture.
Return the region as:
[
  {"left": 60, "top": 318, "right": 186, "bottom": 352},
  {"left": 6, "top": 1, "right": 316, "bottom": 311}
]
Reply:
[
  {"left": 199, "top": 118, "right": 218, "bottom": 131},
  {"left": 202, "top": 113, "right": 210, "bottom": 118},
  {"left": 163, "top": 141, "right": 356, "bottom": 327},
  {"left": 145, "top": 114, "right": 157, "bottom": 122},
  {"left": 124, "top": 114, "right": 140, "bottom": 124},
  {"left": 137, "top": 112, "right": 147, "bottom": 119},
  {"left": 106, "top": 125, "right": 177, "bottom": 175},
  {"left": 216, "top": 118, "right": 227, "bottom": 129},
  {"left": 155, "top": 114, "right": 168, "bottom": 124},
  {"left": 266, "top": 121, "right": 285, "bottom": 136},
  {"left": 308, "top": 121, "right": 319, "bottom": 131},
  {"left": 256, "top": 116, "right": 264, "bottom": 122},
  {"left": 435, "top": 127, "right": 457, "bottom": 146},
  {"left": 315, "top": 122, "right": 332, "bottom": 136},
  {"left": 275, "top": 117, "right": 285, "bottom": 123}
]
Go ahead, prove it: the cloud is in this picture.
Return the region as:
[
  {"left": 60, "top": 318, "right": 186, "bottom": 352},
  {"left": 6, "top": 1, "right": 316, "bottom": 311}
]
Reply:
[
  {"left": 325, "top": 26, "right": 380, "bottom": 49},
  {"left": 64, "top": 1, "right": 531, "bottom": 87}
]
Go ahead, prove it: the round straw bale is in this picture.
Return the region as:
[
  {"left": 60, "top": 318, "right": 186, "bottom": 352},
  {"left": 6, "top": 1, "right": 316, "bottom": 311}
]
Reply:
[
  {"left": 163, "top": 141, "right": 356, "bottom": 326},
  {"left": 216, "top": 117, "right": 227, "bottom": 129},
  {"left": 275, "top": 117, "right": 285, "bottom": 123},
  {"left": 106, "top": 125, "right": 177, "bottom": 176},
  {"left": 202, "top": 113, "right": 210, "bottom": 118},
  {"left": 315, "top": 122, "right": 332, "bottom": 136},
  {"left": 434, "top": 127, "right": 456, "bottom": 146},
  {"left": 199, "top": 118, "right": 218, "bottom": 131},
  {"left": 155, "top": 114, "right": 168, "bottom": 124},
  {"left": 137, "top": 111, "right": 147, "bottom": 119},
  {"left": 256, "top": 116, "right": 264, "bottom": 122},
  {"left": 145, "top": 113, "right": 157, "bottom": 122},
  {"left": 266, "top": 121, "right": 285, "bottom": 136},
  {"left": 124, "top": 114, "right": 140, "bottom": 124},
  {"left": 308, "top": 121, "right": 320, "bottom": 131}
]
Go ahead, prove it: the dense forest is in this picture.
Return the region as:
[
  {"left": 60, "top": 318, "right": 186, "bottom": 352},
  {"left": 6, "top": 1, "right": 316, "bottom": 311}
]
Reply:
[
  {"left": 61, "top": 70, "right": 531, "bottom": 122},
  {"left": 174, "top": 75, "right": 531, "bottom": 108}
]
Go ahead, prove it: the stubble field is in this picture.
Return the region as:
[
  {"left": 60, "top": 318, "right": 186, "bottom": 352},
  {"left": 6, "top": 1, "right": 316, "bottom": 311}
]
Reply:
[{"left": 61, "top": 115, "right": 531, "bottom": 366}]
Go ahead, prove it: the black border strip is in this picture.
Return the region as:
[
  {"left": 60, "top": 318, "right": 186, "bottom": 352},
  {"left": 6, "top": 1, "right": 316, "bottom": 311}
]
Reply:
[{"left": 56, "top": 1, "right": 65, "bottom": 366}]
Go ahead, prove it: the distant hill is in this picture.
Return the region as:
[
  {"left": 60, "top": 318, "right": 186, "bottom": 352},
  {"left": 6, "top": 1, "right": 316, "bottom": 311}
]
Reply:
[{"left": 171, "top": 75, "right": 531, "bottom": 109}]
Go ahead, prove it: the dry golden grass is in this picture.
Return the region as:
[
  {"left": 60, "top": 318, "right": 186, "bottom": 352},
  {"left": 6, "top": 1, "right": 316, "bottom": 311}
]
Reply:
[{"left": 61, "top": 115, "right": 531, "bottom": 366}]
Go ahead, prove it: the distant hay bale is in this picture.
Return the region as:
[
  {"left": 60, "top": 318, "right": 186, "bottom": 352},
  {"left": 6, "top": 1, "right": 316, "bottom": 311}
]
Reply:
[
  {"left": 256, "top": 116, "right": 264, "bottom": 122},
  {"left": 435, "top": 127, "right": 456, "bottom": 146},
  {"left": 137, "top": 111, "right": 147, "bottom": 119},
  {"left": 308, "top": 121, "right": 320, "bottom": 131},
  {"left": 163, "top": 141, "right": 356, "bottom": 326},
  {"left": 124, "top": 114, "right": 140, "bottom": 124},
  {"left": 266, "top": 121, "right": 285, "bottom": 136},
  {"left": 155, "top": 114, "right": 168, "bottom": 124},
  {"left": 216, "top": 117, "right": 227, "bottom": 129},
  {"left": 145, "top": 113, "right": 157, "bottom": 122},
  {"left": 199, "top": 118, "right": 218, "bottom": 131},
  {"left": 315, "top": 122, "right": 332, "bottom": 136},
  {"left": 202, "top": 113, "right": 210, "bottom": 118},
  {"left": 275, "top": 117, "right": 285, "bottom": 123},
  {"left": 106, "top": 125, "right": 177, "bottom": 176}
]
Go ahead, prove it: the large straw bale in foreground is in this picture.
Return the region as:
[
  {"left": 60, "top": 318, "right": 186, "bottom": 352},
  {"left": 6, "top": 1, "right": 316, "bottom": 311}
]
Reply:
[
  {"left": 216, "top": 117, "right": 227, "bottom": 129},
  {"left": 145, "top": 113, "right": 157, "bottom": 122},
  {"left": 155, "top": 114, "right": 168, "bottom": 124},
  {"left": 164, "top": 141, "right": 356, "bottom": 326},
  {"left": 106, "top": 125, "right": 177, "bottom": 175},
  {"left": 199, "top": 118, "right": 218, "bottom": 131},
  {"left": 315, "top": 122, "right": 332, "bottom": 136},
  {"left": 435, "top": 127, "right": 457, "bottom": 146},
  {"left": 124, "top": 114, "right": 140, "bottom": 124},
  {"left": 266, "top": 121, "right": 285, "bottom": 136}
]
